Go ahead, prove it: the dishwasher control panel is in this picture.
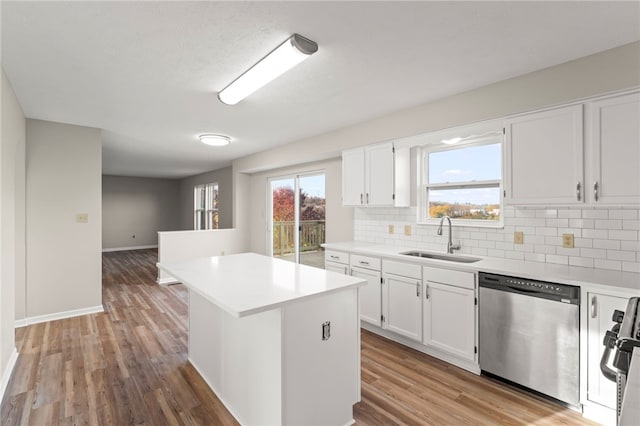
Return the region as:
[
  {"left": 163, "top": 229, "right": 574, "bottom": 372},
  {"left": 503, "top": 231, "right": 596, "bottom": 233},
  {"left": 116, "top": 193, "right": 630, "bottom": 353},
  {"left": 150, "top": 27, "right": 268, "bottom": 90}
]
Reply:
[{"left": 479, "top": 272, "right": 580, "bottom": 304}]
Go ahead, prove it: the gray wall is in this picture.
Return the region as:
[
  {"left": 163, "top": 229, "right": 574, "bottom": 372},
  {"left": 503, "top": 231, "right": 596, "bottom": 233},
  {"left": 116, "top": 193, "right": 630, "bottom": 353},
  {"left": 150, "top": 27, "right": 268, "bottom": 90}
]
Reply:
[
  {"left": 102, "top": 175, "right": 180, "bottom": 249},
  {"left": 1, "top": 68, "right": 24, "bottom": 376},
  {"left": 233, "top": 42, "right": 640, "bottom": 249},
  {"left": 179, "top": 166, "right": 233, "bottom": 230},
  {"left": 26, "top": 119, "right": 102, "bottom": 317}
]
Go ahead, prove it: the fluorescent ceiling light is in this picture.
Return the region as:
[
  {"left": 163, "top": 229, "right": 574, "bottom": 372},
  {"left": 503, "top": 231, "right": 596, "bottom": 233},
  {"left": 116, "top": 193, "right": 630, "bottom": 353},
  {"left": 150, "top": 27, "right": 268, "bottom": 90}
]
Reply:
[
  {"left": 218, "top": 34, "right": 318, "bottom": 105},
  {"left": 199, "top": 134, "right": 231, "bottom": 147}
]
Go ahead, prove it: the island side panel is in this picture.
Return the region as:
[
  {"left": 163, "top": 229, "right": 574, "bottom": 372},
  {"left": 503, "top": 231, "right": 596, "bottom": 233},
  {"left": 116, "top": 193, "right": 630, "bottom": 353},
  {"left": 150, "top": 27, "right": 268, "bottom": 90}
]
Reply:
[
  {"left": 282, "top": 287, "right": 360, "bottom": 426},
  {"left": 188, "top": 289, "right": 283, "bottom": 425}
]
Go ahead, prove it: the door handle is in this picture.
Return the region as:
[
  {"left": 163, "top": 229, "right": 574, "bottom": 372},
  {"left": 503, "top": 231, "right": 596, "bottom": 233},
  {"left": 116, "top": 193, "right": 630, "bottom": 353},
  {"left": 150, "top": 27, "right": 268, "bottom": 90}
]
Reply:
[
  {"left": 416, "top": 282, "right": 420, "bottom": 297},
  {"left": 576, "top": 182, "right": 581, "bottom": 201},
  {"left": 360, "top": 193, "right": 363, "bottom": 205},
  {"left": 366, "top": 193, "right": 370, "bottom": 204},
  {"left": 591, "top": 295, "right": 597, "bottom": 319},
  {"left": 594, "top": 181, "right": 599, "bottom": 202},
  {"left": 425, "top": 285, "right": 429, "bottom": 299}
]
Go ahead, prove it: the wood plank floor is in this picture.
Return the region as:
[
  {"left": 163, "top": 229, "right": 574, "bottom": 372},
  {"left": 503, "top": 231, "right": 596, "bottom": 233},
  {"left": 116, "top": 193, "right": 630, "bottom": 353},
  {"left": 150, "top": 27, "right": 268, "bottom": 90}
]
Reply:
[{"left": 1, "top": 249, "right": 597, "bottom": 425}]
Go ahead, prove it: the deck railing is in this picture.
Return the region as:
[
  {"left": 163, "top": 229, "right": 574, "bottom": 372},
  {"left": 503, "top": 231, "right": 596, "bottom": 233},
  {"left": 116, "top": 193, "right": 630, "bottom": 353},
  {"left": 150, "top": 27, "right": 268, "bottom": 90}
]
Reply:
[{"left": 273, "top": 220, "right": 326, "bottom": 255}]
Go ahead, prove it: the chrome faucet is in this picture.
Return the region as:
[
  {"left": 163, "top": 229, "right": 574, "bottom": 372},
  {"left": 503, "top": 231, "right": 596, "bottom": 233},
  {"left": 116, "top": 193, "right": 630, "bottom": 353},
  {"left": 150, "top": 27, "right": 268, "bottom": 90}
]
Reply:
[{"left": 437, "top": 215, "right": 461, "bottom": 254}]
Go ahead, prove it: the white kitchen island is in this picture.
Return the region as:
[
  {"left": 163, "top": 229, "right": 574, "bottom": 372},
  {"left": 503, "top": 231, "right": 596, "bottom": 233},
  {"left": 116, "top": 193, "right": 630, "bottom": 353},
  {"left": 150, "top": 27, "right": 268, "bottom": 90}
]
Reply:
[{"left": 157, "top": 252, "right": 366, "bottom": 426}]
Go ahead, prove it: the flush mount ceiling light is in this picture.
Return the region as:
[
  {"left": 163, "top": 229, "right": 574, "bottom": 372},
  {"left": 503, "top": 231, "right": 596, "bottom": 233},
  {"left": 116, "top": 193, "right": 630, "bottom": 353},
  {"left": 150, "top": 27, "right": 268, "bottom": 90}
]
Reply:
[
  {"left": 217, "top": 33, "right": 318, "bottom": 106},
  {"left": 199, "top": 134, "right": 231, "bottom": 147}
]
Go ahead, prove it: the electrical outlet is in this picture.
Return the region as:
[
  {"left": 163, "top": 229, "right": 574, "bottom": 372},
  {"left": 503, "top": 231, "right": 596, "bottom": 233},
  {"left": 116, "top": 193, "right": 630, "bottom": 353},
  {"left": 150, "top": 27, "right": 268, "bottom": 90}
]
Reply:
[
  {"left": 562, "top": 233, "right": 575, "bottom": 248},
  {"left": 404, "top": 225, "right": 411, "bottom": 236},
  {"left": 388, "top": 224, "right": 394, "bottom": 234},
  {"left": 76, "top": 213, "right": 89, "bottom": 223},
  {"left": 514, "top": 231, "right": 524, "bottom": 244}
]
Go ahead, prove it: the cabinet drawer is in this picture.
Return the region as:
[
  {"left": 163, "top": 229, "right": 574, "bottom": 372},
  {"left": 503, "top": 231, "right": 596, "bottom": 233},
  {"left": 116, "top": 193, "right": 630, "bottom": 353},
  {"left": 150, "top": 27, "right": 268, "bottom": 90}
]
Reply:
[
  {"left": 423, "top": 266, "right": 475, "bottom": 290},
  {"left": 383, "top": 259, "right": 421, "bottom": 280},
  {"left": 325, "top": 250, "right": 349, "bottom": 265},
  {"left": 350, "top": 254, "right": 381, "bottom": 271}
]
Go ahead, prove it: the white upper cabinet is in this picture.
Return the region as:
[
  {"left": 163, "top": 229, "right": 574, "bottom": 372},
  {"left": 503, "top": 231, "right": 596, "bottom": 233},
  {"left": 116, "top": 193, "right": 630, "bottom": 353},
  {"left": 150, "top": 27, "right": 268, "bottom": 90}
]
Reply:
[
  {"left": 341, "top": 148, "right": 366, "bottom": 206},
  {"left": 342, "top": 142, "right": 410, "bottom": 207},
  {"left": 589, "top": 91, "right": 640, "bottom": 205},
  {"left": 505, "top": 104, "right": 584, "bottom": 205}
]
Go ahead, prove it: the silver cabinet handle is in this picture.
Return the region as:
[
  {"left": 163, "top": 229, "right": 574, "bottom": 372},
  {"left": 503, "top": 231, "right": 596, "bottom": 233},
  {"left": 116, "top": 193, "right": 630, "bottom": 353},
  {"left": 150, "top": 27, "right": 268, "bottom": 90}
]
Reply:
[
  {"left": 360, "top": 193, "right": 363, "bottom": 204},
  {"left": 366, "top": 193, "right": 369, "bottom": 204},
  {"left": 416, "top": 282, "right": 421, "bottom": 297},
  {"left": 576, "top": 182, "right": 581, "bottom": 201},
  {"left": 330, "top": 255, "right": 339, "bottom": 260},
  {"left": 343, "top": 266, "right": 348, "bottom": 275},
  {"left": 591, "top": 295, "right": 597, "bottom": 318},
  {"left": 594, "top": 181, "right": 599, "bottom": 202},
  {"left": 425, "top": 284, "right": 429, "bottom": 299},
  {"left": 358, "top": 260, "right": 370, "bottom": 265}
]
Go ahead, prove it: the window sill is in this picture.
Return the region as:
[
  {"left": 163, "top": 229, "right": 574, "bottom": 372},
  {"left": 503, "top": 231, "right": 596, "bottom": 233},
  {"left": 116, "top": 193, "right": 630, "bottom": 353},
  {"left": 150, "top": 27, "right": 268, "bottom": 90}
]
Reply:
[{"left": 417, "top": 219, "right": 504, "bottom": 229}]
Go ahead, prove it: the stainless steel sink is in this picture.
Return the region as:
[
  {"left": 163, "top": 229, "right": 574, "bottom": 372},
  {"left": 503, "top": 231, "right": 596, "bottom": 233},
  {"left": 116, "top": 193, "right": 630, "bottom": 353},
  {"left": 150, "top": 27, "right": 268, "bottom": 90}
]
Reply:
[{"left": 399, "top": 250, "right": 481, "bottom": 263}]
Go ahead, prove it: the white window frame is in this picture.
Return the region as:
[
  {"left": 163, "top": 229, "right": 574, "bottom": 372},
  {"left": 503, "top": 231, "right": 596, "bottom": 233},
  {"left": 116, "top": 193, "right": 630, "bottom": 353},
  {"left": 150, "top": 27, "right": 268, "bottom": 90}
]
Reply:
[
  {"left": 194, "top": 182, "right": 219, "bottom": 230},
  {"left": 418, "top": 136, "right": 504, "bottom": 228}
]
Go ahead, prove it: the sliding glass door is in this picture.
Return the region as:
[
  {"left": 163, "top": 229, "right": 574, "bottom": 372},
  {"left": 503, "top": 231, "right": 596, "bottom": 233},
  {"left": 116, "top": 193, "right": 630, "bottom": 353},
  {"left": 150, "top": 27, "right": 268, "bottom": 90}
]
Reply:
[{"left": 269, "top": 172, "right": 325, "bottom": 267}]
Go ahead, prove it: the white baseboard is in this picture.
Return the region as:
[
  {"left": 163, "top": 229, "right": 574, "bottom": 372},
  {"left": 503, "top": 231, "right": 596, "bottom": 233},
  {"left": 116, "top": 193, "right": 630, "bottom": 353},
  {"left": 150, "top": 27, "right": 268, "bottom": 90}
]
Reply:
[
  {"left": 0, "top": 347, "right": 18, "bottom": 403},
  {"left": 157, "top": 276, "right": 179, "bottom": 286},
  {"left": 15, "top": 305, "right": 104, "bottom": 328},
  {"left": 102, "top": 245, "right": 158, "bottom": 252}
]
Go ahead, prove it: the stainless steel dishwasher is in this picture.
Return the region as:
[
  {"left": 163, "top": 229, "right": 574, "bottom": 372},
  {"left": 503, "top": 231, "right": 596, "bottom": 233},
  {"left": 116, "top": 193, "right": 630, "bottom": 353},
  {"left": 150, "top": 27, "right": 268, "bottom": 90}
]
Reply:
[{"left": 479, "top": 272, "right": 581, "bottom": 406}]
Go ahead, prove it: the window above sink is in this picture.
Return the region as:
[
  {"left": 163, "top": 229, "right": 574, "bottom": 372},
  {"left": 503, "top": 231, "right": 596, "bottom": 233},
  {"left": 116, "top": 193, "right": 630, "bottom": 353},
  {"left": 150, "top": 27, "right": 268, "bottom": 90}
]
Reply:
[{"left": 417, "top": 122, "right": 505, "bottom": 228}]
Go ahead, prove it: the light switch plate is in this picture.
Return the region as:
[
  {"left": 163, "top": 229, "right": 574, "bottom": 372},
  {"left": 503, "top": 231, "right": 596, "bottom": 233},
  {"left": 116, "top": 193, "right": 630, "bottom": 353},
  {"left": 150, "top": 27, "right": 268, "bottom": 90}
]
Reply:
[
  {"left": 514, "top": 231, "right": 524, "bottom": 244},
  {"left": 404, "top": 225, "right": 411, "bottom": 236},
  {"left": 388, "top": 224, "right": 394, "bottom": 234},
  {"left": 562, "top": 233, "right": 575, "bottom": 248},
  {"left": 76, "top": 213, "right": 89, "bottom": 223}
]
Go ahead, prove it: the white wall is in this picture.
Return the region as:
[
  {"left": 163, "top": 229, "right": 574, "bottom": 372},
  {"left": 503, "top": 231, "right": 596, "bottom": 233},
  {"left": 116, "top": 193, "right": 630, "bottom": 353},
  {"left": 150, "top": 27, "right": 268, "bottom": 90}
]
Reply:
[
  {"left": 26, "top": 119, "right": 102, "bottom": 318},
  {"left": 1, "top": 68, "right": 24, "bottom": 391},
  {"left": 233, "top": 42, "right": 640, "bottom": 251},
  {"left": 102, "top": 175, "right": 180, "bottom": 249},
  {"left": 178, "top": 166, "right": 233, "bottom": 230},
  {"left": 248, "top": 158, "right": 352, "bottom": 255}
]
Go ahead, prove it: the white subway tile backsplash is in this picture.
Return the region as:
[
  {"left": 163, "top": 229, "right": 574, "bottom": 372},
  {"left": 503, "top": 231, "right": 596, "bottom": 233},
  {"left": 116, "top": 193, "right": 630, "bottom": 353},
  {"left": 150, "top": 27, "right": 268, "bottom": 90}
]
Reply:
[
  {"left": 595, "top": 219, "right": 622, "bottom": 230},
  {"left": 593, "top": 239, "right": 621, "bottom": 250},
  {"left": 607, "top": 250, "right": 636, "bottom": 262},
  {"left": 582, "top": 210, "right": 610, "bottom": 219},
  {"left": 354, "top": 206, "right": 639, "bottom": 272},
  {"left": 558, "top": 209, "right": 582, "bottom": 219},
  {"left": 608, "top": 230, "right": 638, "bottom": 241},
  {"left": 546, "top": 254, "right": 568, "bottom": 265},
  {"left": 582, "top": 229, "right": 609, "bottom": 239},
  {"left": 610, "top": 210, "right": 639, "bottom": 220},
  {"left": 623, "top": 262, "right": 640, "bottom": 273},
  {"left": 570, "top": 257, "right": 594, "bottom": 268},
  {"left": 594, "top": 259, "right": 622, "bottom": 271}
]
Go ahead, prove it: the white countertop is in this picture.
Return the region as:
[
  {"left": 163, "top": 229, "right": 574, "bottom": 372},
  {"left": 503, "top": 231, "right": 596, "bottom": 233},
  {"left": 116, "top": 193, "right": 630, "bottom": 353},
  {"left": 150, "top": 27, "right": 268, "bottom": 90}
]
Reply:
[
  {"left": 620, "top": 347, "right": 640, "bottom": 426},
  {"left": 323, "top": 241, "right": 640, "bottom": 293},
  {"left": 158, "top": 252, "right": 366, "bottom": 318}
]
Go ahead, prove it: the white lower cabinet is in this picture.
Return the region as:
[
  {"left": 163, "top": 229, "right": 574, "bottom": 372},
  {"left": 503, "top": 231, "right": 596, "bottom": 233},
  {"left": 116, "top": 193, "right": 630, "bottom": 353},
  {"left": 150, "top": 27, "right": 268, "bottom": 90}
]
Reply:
[
  {"left": 350, "top": 255, "right": 382, "bottom": 327},
  {"left": 422, "top": 266, "right": 476, "bottom": 362},
  {"left": 352, "top": 266, "right": 382, "bottom": 327},
  {"left": 382, "top": 273, "right": 422, "bottom": 341},
  {"left": 381, "top": 260, "right": 423, "bottom": 342},
  {"left": 586, "top": 292, "right": 628, "bottom": 410},
  {"left": 325, "top": 261, "right": 348, "bottom": 275}
]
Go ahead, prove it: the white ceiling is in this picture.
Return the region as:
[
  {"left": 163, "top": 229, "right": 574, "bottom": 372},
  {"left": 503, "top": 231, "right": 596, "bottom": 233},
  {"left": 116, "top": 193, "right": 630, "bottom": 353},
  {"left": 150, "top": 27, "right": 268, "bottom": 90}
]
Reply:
[{"left": 2, "top": 1, "right": 639, "bottom": 179}]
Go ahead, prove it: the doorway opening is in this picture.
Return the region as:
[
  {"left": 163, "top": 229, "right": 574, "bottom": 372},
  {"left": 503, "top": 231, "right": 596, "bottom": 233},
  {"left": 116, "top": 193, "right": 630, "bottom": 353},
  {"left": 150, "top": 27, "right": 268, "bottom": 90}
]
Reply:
[{"left": 269, "top": 172, "right": 325, "bottom": 267}]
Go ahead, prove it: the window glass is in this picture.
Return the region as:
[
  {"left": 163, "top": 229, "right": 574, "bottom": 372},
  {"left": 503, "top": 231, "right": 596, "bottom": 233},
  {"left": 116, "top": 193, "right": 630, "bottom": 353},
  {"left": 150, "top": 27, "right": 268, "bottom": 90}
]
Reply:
[
  {"left": 427, "top": 187, "right": 501, "bottom": 220},
  {"left": 428, "top": 143, "right": 501, "bottom": 184}
]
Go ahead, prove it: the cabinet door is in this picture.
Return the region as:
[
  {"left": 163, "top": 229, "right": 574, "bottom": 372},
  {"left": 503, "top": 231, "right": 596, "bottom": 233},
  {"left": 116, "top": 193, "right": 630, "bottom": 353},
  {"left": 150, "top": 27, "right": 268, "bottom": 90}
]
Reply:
[
  {"left": 351, "top": 267, "right": 381, "bottom": 327},
  {"left": 325, "top": 261, "right": 347, "bottom": 275},
  {"left": 423, "top": 281, "right": 476, "bottom": 361},
  {"left": 590, "top": 92, "right": 640, "bottom": 204},
  {"left": 365, "top": 142, "right": 394, "bottom": 206},
  {"left": 587, "top": 292, "right": 628, "bottom": 408},
  {"left": 383, "top": 273, "right": 422, "bottom": 341},
  {"left": 505, "top": 104, "right": 584, "bottom": 204},
  {"left": 342, "top": 148, "right": 365, "bottom": 206}
]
